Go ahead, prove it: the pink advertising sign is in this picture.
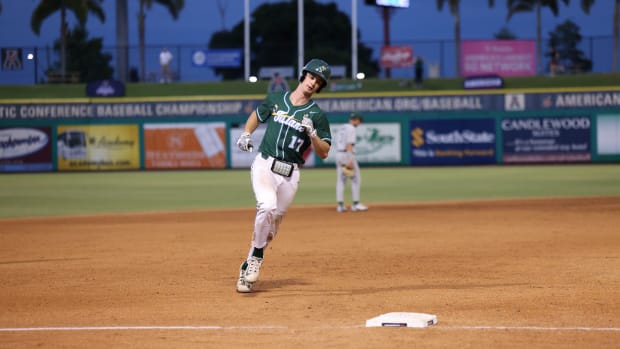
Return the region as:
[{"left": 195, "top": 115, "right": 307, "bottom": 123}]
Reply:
[
  {"left": 461, "top": 40, "right": 536, "bottom": 77},
  {"left": 380, "top": 45, "right": 414, "bottom": 68}
]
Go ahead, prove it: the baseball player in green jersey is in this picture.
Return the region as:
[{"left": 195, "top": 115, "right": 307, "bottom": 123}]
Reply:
[{"left": 235, "top": 58, "right": 332, "bottom": 293}]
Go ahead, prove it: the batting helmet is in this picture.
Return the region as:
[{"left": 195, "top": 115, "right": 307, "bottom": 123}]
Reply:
[{"left": 299, "top": 58, "right": 331, "bottom": 92}]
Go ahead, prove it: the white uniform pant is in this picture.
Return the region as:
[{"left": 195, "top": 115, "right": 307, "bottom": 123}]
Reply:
[
  {"left": 335, "top": 152, "right": 361, "bottom": 203},
  {"left": 248, "top": 153, "right": 300, "bottom": 256}
]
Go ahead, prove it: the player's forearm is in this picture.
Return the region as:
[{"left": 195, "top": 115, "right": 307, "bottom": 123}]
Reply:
[
  {"left": 243, "top": 112, "right": 259, "bottom": 134},
  {"left": 312, "top": 136, "right": 330, "bottom": 159}
]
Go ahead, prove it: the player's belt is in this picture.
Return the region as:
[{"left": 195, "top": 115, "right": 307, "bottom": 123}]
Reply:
[{"left": 260, "top": 152, "right": 298, "bottom": 177}]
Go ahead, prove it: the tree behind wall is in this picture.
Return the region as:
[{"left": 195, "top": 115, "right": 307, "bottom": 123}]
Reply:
[
  {"left": 208, "top": 0, "right": 379, "bottom": 80},
  {"left": 547, "top": 19, "right": 592, "bottom": 73},
  {"left": 495, "top": 27, "right": 517, "bottom": 40},
  {"left": 31, "top": 0, "right": 105, "bottom": 81},
  {"left": 50, "top": 26, "right": 114, "bottom": 82}
]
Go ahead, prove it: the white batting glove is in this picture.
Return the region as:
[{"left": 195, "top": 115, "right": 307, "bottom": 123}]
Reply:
[
  {"left": 301, "top": 116, "right": 317, "bottom": 137},
  {"left": 236, "top": 132, "right": 253, "bottom": 152}
]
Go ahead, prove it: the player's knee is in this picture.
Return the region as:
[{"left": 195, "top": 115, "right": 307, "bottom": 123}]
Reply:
[{"left": 257, "top": 200, "right": 277, "bottom": 215}]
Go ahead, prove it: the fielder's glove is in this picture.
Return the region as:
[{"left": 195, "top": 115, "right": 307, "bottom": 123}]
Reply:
[
  {"left": 236, "top": 132, "right": 253, "bottom": 152},
  {"left": 301, "top": 116, "right": 317, "bottom": 138},
  {"left": 341, "top": 165, "right": 355, "bottom": 178}
]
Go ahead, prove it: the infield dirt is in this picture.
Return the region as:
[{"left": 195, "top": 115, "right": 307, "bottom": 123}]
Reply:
[{"left": 1, "top": 197, "right": 619, "bottom": 348}]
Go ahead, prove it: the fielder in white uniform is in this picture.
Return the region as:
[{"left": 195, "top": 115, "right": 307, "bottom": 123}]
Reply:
[
  {"left": 335, "top": 113, "right": 368, "bottom": 212},
  {"left": 234, "top": 59, "right": 332, "bottom": 293}
]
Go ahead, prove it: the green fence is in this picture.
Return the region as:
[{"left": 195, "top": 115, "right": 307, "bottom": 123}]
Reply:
[{"left": 1, "top": 87, "right": 619, "bottom": 173}]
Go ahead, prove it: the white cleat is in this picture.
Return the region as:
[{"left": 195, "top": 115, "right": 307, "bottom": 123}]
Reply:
[
  {"left": 244, "top": 256, "right": 263, "bottom": 283},
  {"left": 336, "top": 205, "right": 348, "bottom": 213},
  {"left": 351, "top": 203, "right": 368, "bottom": 212},
  {"left": 236, "top": 265, "right": 254, "bottom": 293}
]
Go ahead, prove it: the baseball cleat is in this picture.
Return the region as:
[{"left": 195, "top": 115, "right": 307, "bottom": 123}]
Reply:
[
  {"left": 351, "top": 203, "right": 368, "bottom": 212},
  {"left": 336, "top": 205, "right": 348, "bottom": 213},
  {"left": 237, "top": 264, "right": 254, "bottom": 293},
  {"left": 244, "top": 256, "right": 263, "bottom": 283}
]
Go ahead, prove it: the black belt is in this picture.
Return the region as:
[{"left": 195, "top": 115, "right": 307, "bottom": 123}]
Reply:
[{"left": 260, "top": 152, "right": 299, "bottom": 169}]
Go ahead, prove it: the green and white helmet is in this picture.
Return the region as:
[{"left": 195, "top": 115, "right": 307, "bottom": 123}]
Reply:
[{"left": 300, "top": 58, "right": 331, "bottom": 92}]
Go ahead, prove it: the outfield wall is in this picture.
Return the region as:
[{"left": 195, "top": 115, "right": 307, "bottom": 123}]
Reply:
[{"left": 1, "top": 87, "right": 619, "bottom": 172}]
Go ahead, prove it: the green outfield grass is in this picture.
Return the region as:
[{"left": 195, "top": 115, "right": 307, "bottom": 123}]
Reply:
[
  {"left": 1, "top": 73, "right": 619, "bottom": 99},
  {"left": 1, "top": 164, "right": 618, "bottom": 219}
]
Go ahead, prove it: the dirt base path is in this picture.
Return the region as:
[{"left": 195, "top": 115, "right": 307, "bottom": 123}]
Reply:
[{"left": 1, "top": 197, "right": 619, "bottom": 348}]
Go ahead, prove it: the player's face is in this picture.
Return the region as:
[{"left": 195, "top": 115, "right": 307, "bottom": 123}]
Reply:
[{"left": 301, "top": 72, "right": 324, "bottom": 95}]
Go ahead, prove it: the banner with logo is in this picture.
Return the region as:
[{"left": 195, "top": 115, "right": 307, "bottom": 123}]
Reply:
[
  {"left": 526, "top": 91, "right": 620, "bottom": 110},
  {"left": 461, "top": 40, "right": 536, "bottom": 77},
  {"left": 144, "top": 122, "right": 226, "bottom": 169},
  {"left": 596, "top": 114, "right": 620, "bottom": 156},
  {"left": 0, "top": 127, "right": 52, "bottom": 172},
  {"left": 85, "top": 80, "right": 126, "bottom": 97},
  {"left": 56, "top": 124, "right": 140, "bottom": 171},
  {"left": 324, "top": 123, "right": 402, "bottom": 164},
  {"left": 1, "top": 48, "right": 23, "bottom": 71},
  {"left": 409, "top": 119, "right": 496, "bottom": 165},
  {"left": 191, "top": 49, "right": 242, "bottom": 68},
  {"left": 501, "top": 116, "right": 591, "bottom": 163},
  {"left": 380, "top": 46, "right": 413, "bottom": 68}
]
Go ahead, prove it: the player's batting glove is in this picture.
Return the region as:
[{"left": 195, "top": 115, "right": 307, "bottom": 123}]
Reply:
[
  {"left": 236, "top": 132, "right": 253, "bottom": 152},
  {"left": 301, "top": 116, "right": 317, "bottom": 138}
]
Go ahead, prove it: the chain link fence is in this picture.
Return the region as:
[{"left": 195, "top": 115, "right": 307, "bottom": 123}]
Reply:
[{"left": 1, "top": 35, "right": 617, "bottom": 85}]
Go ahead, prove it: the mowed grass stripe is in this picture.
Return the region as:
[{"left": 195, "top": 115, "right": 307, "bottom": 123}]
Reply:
[{"left": 1, "top": 164, "right": 618, "bottom": 218}]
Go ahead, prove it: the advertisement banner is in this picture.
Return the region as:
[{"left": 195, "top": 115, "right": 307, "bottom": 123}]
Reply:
[
  {"left": 0, "top": 127, "right": 53, "bottom": 172},
  {"left": 85, "top": 80, "right": 126, "bottom": 97},
  {"left": 0, "top": 93, "right": 519, "bottom": 122},
  {"left": 409, "top": 119, "right": 496, "bottom": 165},
  {"left": 324, "top": 123, "right": 402, "bottom": 164},
  {"left": 501, "top": 116, "right": 591, "bottom": 163},
  {"left": 191, "top": 49, "right": 242, "bottom": 68},
  {"left": 315, "top": 95, "right": 499, "bottom": 113},
  {"left": 1, "top": 48, "right": 23, "bottom": 71},
  {"left": 596, "top": 114, "right": 620, "bottom": 155},
  {"left": 57, "top": 125, "right": 140, "bottom": 171},
  {"left": 461, "top": 40, "right": 536, "bottom": 77},
  {"left": 380, "top": 46, "right": 414, "bottom": 68},
  {"left": 0, "top": 100, "right": 253, "bottom": 121},
  {"left": 144, "top": 123, "right": 226, "bottom": 169},
  {"left": 527, "top": 91, "right": 620, "bottom": 110}
]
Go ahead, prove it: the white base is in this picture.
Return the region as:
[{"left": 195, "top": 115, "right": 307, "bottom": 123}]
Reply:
[{"left": 366, "top": 312, "right": 438, "bottom": 328}]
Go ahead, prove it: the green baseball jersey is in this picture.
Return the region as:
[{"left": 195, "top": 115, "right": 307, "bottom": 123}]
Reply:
[{"left": 256, "top": 91, "right": 331, "bottom": 164}]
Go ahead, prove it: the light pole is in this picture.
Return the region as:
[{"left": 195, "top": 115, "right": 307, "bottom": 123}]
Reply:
[
  {"left": 298, "top": 0, "right": 304, "bottom": 76},
  {"left": 244, "top": 0, "right": 250, "bottom": 80},
  {"left": 382, "top": 6, "right": 391, "bottom": 79},
  {"left": 34, "top": 47, "right": 38, "bottom": 84},
  {"left": 352, "top": 0, "right": 358, "bottom": 79}
]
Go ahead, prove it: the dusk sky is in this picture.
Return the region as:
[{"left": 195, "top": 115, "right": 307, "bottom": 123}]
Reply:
[{"left": 0, "top": 0, "right": 615, "bottom": 83}]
